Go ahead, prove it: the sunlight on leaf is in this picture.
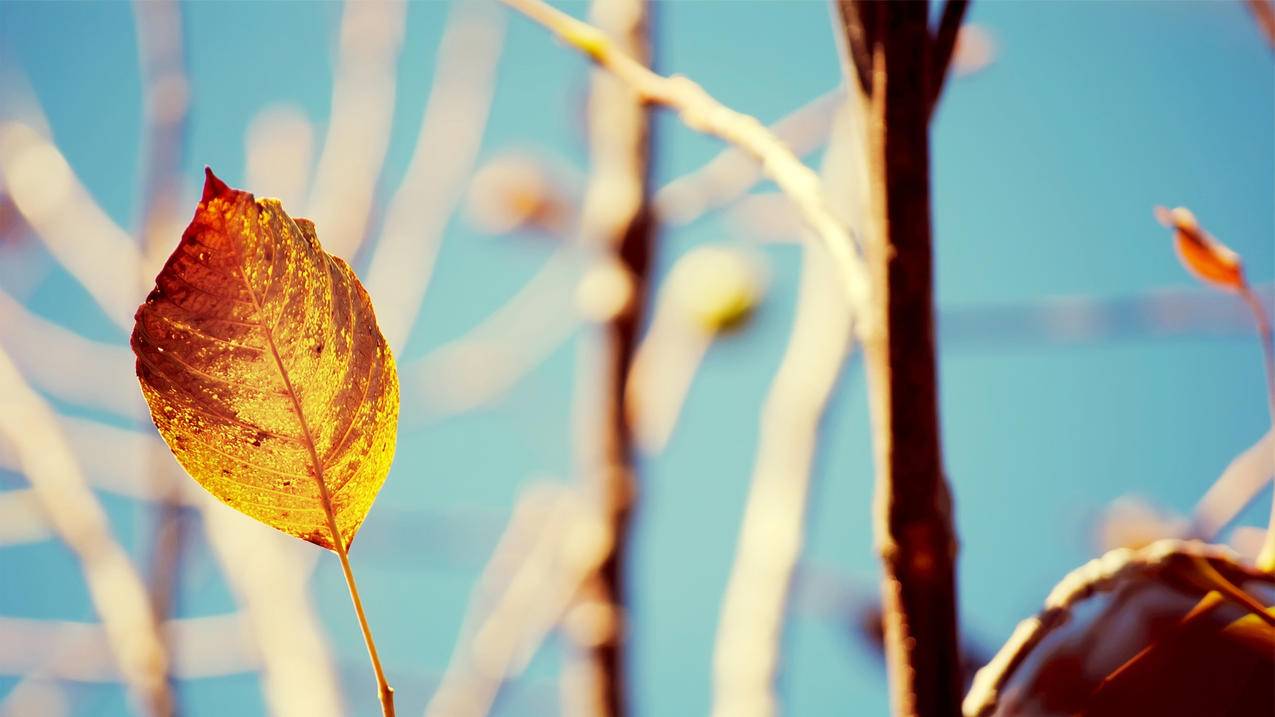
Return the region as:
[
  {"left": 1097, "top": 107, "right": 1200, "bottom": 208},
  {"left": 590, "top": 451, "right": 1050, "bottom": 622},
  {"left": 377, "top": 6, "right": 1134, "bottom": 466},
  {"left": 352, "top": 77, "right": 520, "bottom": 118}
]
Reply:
[{"left": 132, "top": 169, "right": 399, "bottom": 550}]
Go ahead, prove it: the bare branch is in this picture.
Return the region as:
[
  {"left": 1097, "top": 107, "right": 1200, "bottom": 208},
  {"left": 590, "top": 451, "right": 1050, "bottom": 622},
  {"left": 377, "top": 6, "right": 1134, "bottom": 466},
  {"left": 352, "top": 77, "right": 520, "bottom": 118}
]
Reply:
[
  {"left": 833, "top": 1, "right": 876, "bottom": 97},
  {"left": 499, "top": 0, "right": 871, "bottom": 318},
  {"left": 929, "top": 0, "right": 969, "bottom": 114},
  {"left": 711, "top": 252, "right": 854, "bottom": 717},
  {"left": 842, "top": 3, "right": 963, "bottom": 715},
  {"left": 654, "top": 89, "right": 842, "bottom": 226}
]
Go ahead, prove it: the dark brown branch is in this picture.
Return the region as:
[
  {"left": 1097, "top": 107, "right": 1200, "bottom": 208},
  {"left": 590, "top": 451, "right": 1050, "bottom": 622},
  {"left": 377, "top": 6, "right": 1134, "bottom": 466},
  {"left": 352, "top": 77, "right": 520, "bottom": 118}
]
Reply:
[
  {"left": 928, "top": 0, "right": 969, "bottom": 114},
  {"left": 850, "top": 2, "right": 963, "bottom": 715}
]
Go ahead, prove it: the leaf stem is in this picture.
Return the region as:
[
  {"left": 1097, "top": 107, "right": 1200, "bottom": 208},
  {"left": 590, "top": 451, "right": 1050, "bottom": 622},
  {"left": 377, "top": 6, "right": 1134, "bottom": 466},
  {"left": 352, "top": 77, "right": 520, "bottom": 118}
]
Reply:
[
  {"left": 246, "top": 270, "right": 395, "bottom": 717},
  {"left": 330, "top": 524, "right": 396, "bottom": 717}
]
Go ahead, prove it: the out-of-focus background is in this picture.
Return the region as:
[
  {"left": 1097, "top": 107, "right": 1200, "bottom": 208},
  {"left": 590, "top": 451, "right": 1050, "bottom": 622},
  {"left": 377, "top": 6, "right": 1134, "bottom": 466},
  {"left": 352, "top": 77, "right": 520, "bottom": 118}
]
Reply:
[{"left": 0, "top": 1, "right": 1272, "bottom": 716}]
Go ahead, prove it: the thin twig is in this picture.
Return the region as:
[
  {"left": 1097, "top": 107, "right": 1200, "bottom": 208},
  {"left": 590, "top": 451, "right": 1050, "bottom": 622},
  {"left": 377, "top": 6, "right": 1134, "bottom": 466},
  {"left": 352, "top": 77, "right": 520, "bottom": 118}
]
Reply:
[
  {"left": 962, "top": 539, "right": 1275, "bottom": 717},
  {"left": 364, "top": 0, "right": 506, "bottom": 350},
  {"left": 499, "top": 0, "right": 871, "bottom": 320},
  {"left": 653, "top": 88, "right": 842, "bottom": 226},
  {"left": 0, "top": 348, "right": 173, "bottom": 716}
]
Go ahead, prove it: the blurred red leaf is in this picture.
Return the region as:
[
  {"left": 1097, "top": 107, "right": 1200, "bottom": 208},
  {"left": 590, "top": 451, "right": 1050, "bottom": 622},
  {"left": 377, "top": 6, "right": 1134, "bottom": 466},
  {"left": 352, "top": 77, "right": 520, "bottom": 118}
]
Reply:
[{"left": 1155, "top": 206, "right": 1246, "bottom": 291}]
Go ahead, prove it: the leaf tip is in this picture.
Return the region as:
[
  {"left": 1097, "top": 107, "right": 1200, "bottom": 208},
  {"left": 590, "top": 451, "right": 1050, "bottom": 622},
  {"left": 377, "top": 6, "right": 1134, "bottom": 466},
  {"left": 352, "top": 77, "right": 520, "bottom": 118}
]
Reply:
[{"left": 202, "top": 166, "right": 232, "bottom": 204}]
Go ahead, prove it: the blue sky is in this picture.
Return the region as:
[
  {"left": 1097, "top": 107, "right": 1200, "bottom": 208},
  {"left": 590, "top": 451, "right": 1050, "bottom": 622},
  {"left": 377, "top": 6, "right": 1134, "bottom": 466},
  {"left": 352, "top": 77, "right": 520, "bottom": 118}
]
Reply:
[{"left": 1, "top": 1, "right": 1272, "bottom": 716}]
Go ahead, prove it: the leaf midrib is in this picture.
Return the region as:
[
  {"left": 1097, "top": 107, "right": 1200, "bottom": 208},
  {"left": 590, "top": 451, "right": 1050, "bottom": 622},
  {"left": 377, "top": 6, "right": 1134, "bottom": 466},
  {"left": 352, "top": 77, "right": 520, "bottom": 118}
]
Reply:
[{"left": 237, "top": 264, "right": 345, "bottom": 550}]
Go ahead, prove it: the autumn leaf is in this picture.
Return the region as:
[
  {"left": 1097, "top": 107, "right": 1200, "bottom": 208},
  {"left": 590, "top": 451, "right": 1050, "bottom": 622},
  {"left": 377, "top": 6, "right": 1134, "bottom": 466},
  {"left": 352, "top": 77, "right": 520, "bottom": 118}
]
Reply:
[
  {"left": 132, "top": 168, "right": 399, "bottom": 551},
  {"left": 1154, "top": 205, "right": 1246, "bottom": 291}
]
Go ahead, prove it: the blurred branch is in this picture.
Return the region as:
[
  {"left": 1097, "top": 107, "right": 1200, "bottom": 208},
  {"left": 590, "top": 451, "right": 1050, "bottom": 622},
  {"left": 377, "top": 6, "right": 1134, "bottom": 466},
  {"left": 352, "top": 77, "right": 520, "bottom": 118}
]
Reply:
[
  {"left": 202, "top": 502, "right": 345, "bottom": 717},
  {"left": 407, "top": 247, "right": 582, "bottom": 418},
  {"left": 499, "top": 0, "right": 871, "bottom": 316},
  {"left": 562, "top": 0, "right": 655, "bottom": 713},
  {"left": 133, "top": 1, "right": 191, "bottom": 695},
  {"left": 928, "top": 0, "right": 969, "bottom": 114},
  {"left": 1191, "top": 428, "right": 1275, "bottom": 540},
  {"left": 0, "top": 349, "right": 172, "bottom": 716},
  {"left": 0, "top": 412, "right": 344, "bottom": 716},
  {"left": 0, "top": 122, "right": 141, "bottom": 331},
  {"left": 405, "top": 274, "right": 1275, "bottom": 427},
  {"left": 839, "top": 4, "right": 963, "bottom": 716},
  {"left": 0, "top": 488, "right": 51, "bottom": 547},
  {"left": 653, "top": 88, "right": 841, "bottom": 226},
  {"left": 426, "top": 485, "right": 606, "bottom": 717},
  {"left": 710, "top": 250, "right": 854, "bottom": 717},
  {"left": 963, "top": 540, "right": 1275, "bottom": 717},
  {"left": 305, "top": 0, "right": 405, "bottom": 259},
  {"left": 244, "top": 104, "right": 315, "bottom": 211},
  {"left": 0, "top": 614, "right": 254, "bottom": 682},
  {"left": 0, "top": 286, "right": 138, "bottom": 417},
  {"left": 365, "top": 0, "right": 506, "bottom": 350},
  {"left": 1247, "top": 0, "right": 1275, "bottom": 49},
  {"left": 940, "top": 284, "right": 1275, "bottom": 345},
  {"left": 0, "top": 677, "right": 69, "bottom": 717},
  {"left": 133, "top": 0, "right": 189, "bottom": 279},
  {"left": 626, "top": 245, "right": 766, "bottom": 454}
]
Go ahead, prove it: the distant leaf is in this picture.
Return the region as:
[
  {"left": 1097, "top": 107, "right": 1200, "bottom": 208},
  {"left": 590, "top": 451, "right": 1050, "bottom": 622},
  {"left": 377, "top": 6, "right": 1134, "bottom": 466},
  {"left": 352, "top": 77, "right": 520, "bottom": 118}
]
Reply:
[
  {"left": 132, "top": 168, "right": 399, "bottom": 550},
  {"left": 1155, "top": 205, "right": 1246, "bottom": 290}
]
